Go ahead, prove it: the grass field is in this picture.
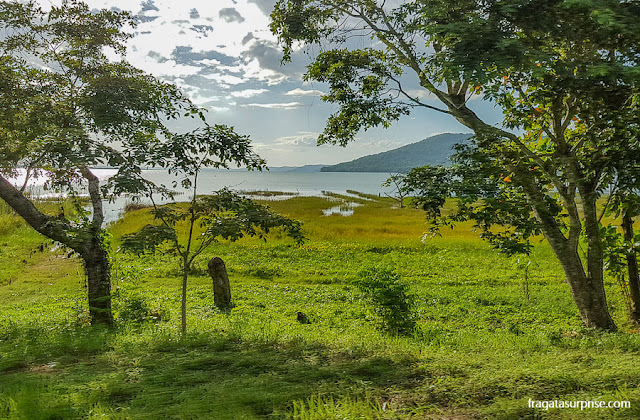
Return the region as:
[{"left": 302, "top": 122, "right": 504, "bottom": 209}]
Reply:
[{"left": 1, "top": 193, "right": 639, "bottom": 419}]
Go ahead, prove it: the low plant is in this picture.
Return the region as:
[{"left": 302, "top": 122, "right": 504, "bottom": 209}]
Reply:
[
  {"left": 353, "top": 267, "right": 416, "bottom": 335},
  {"left": 117, "top": 294, "right": 169, "bottom": 324},
  {"left": 289, "top": 394, "right": 383, "bottom": 419}
]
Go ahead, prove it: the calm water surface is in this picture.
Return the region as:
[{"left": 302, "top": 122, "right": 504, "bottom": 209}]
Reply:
[{"left": 15, "top": 168, "right": 394, "bottom": 222}]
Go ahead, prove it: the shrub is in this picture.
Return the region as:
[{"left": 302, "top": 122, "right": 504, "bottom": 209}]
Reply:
[
  {"left": 117, "top": 295, "right": 169, "bottom": 323},
  {"left": 353, "top": 267, "right": 416, "bottom": 335}
]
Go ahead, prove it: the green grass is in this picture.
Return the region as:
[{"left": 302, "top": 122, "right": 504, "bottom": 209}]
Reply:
[{"left": 1, "top": 194, "right": 639, "bottom": 419}]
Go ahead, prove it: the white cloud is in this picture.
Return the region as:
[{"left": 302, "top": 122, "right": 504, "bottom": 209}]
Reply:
[
  {"left": 274, "top": 132, "right": 319, "bottom": 147},
  {"left": 285, "top": 88, "right": 324, "bottom": 96},
  {"left": 230, "top": 89, "right": 269, "bottom": 98},
  {"left": 137, "top": 58, "right": 202, "bottom": 78},
  {"left": 403, "top": 89, "right": 436, "bottom": 100},
  {"left": 240, "top": 58, "right": 288, "bottom": 85},
  {"left": 243, "top": 102, "right": 303, "bottom": 109},
  {"left": 33, "top": 0, "right": 491, "bottom": 167},
  {"left": 210, "top": 106, "right": 232, "bottom": 113},
  {"left": 202, "top": 73, "right": 245, "bottom": 86}
]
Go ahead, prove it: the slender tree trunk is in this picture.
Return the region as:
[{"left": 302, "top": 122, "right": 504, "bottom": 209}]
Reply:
[
  {"left": 181, "top": 257, "right": 188, "bottom": 335},
  {"left": 81, "top": 237, "right": 113, "bottom": 325},
  {"left": 622, "top": 212, "right": 640, "bottom": 322},
  {"left": 582, "top": 192, "right": 606, "bottom": 291}
]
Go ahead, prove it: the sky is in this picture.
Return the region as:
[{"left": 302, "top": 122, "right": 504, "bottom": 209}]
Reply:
[{"left": 38, "top": 0, "right": 502, "bottom": 166}]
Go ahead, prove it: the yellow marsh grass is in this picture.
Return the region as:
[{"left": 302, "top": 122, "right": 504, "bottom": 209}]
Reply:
[{"left": 109, "top": 194, "right": 527, "bottom": 249}]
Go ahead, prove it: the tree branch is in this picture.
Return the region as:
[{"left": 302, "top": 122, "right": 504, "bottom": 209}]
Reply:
[
  {"left": 0, "top": 174, "right": 80, "bottom": 248},
  {"left": 80, "top": 166, "right": 104, "bottom": 229}
]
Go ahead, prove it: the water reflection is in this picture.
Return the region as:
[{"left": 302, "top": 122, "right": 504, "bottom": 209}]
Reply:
[{"left": 322, "top": 202, "right": 361, "bottom": 216}]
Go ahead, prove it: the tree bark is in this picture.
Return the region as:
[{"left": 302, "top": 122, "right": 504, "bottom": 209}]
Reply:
[
  {"left": 80, "top": 237, "right": 113, "bottom": 326},
  {"left": 537, "top": 214, "right": 616, "bottom": 330},
  {"left": 554, "top": 246, "right": 617, "bottom": 331},
  {"left": 622, "top": 212, "right": 640, "bottom": 322},
  {"left": 513, "top": 169, "right": 617, "bottom": 330},
  {"left": 0, "top": 174, "right": 114, "bottom": 326}
]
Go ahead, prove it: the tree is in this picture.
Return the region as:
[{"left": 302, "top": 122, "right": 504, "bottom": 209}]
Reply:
[
  {"left": 118, "top": 131, "right": 303, "bottom": 334},
  {"left": 601, "top": 118, "right": 640, "bottom": 322},
  {"left": 381, "top": 173, "right": 409, "bottom": 208},
  {"left": 271, "top": 0, "right": 640, "bottom": 330},
  {"left": 0, "top": 1, "right": 264, "bottom": 325},
  {"left": 121, "top": 187, "right": 304, "bottom": 334}
]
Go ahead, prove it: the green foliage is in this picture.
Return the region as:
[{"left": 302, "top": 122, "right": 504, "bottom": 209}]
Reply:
[
  {"left": 288, "top": 394, "right": 383, "bottom": 419},
  {"left": 120, "top": 188, "right": 304, "bottom": 261},
  {"left": 117, "top": 294, "right": 169, "bottom": 324},
  {"left": 401, "top": 143, "right": 543, "bottom": 256},
  {"left": 306, "top": 48, "right": 410, "bottom": 146},
  {"left": 0, "top": 0, "right": 264, "bottom": 229},
  {"left": 120, "top": 224, "right": 177, "bottom": 254},
  {"left": 120, "top": 188, "right": 304, "bottom": 334},
  {"left": 0, "top": 0, "right": 266, "bottom": 325},
  {"left": 353, "top": 267, "right": 416, "bottom": 335},
  {"left": 271, "top": 0, "right": 640, "bottom": 331},
  {"left": 2, "top": 195, "right": 640, "bottom": 418}
]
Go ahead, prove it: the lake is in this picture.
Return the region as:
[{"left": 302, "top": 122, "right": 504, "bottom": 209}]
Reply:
[{"left": 14, "top": 168, "right": 395, "bottom": 223}]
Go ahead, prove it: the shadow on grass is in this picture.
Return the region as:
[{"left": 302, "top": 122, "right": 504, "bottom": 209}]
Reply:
[{"left": 0, "top": 326, "right": 420, "bottom": 419}]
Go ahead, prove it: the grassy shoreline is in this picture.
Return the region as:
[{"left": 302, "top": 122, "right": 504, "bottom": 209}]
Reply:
[{"left": 1, "top": 193, "right": 638, "bottom": 418}]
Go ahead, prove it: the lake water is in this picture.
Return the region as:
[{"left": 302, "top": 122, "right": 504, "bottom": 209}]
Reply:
[
  {"left": 14, "top": 168, "right": 394, "bottom": 223},
  {"left": 132, "top": 168, "right": 393, "bottom": 197}
]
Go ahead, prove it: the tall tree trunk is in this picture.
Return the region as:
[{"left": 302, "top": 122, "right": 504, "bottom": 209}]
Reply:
[
  {"left": 80, "top": 168, "right": 113, "bottom": 326},
  {"left": 0, "top": 173, "right": 114, "bottom": 326},
  {"left": 555, "top": 247, "right": 617, "bottom": 331},
  {"left": 538, "top": 214, "right": 616, "bottom": 330},
  {"left": 581, "top": 192, "right": 606, "bottom": 298},
  {"left": 622, "top": 212, "right": 640, "bottom": 323},
  {"left": 517, "top": 173, "right": 617, "bottom": 331},
  {"left": 557, "top": 195, "right": 616, "bottom": 331},
  {"left": 81, "top": 236, "right": 113, "bottom": 325}
]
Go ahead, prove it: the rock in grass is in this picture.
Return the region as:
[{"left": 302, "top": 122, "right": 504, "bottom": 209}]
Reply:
[{"left": 297, "top": 311, "right": 311, "bottom": 324}]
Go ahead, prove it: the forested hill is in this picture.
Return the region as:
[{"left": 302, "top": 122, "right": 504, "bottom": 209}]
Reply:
[{"left": 320, "top": 133, "right": 472, "bottom": 173}]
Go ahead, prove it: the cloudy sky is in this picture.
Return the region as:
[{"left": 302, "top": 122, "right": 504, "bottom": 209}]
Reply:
[{"left": 40, "top": 0, "right": 501, "bottom": 166}]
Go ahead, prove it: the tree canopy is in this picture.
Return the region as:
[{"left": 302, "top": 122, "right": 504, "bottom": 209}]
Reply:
[
  {"left": 0, "top": 0, "right": 264, "bottom": 325},
  {"left": 271, "top": 0, "right": 640, "bottom": 330}
]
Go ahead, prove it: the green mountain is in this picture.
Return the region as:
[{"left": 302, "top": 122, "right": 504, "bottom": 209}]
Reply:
[{"left": 320, "top": 133, "right": 472, "bottom": 173}]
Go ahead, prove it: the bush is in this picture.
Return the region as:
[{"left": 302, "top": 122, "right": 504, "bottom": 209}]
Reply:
[
  {"left": 353, "top": 267, "right": 416, "bottom": 335},
  {"left": 117, "top": 295, "right": 169, "bottom": 324}
]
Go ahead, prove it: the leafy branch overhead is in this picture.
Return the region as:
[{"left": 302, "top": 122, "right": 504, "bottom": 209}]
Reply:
[
  {"left": 121, "top": 189, "right": 304, "bottom": 260},
  {"left": 272, "top": 0, "right": 640, "bottom": 331},
  {"left": 401, "top": 143, "right": 545, "bottom": 256},
  {"left": 0, "top": 1, "right": 267, "bottom": 325}
]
